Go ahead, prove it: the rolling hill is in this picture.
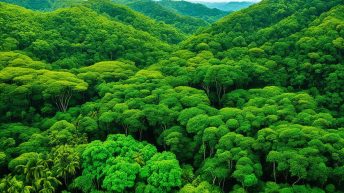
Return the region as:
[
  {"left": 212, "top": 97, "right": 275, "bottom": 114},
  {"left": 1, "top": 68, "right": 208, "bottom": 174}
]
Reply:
[
  {"left": 114, "top": 0, "right": 210, "bottom": 34},
  {"left": 83, "top": 0, "right": 186, "bottom": 44},
  {"left": 0, "top": 0, "right": 222, "bottom": 34},
  {"left": 179, "top": 0, "right": 343, "bottom": 112},
  {"left": 0, "top": 2, "right": 173, "bottom": 67},
  {"left": 157, "top": 0, "right": 228, "bottom": 22}
]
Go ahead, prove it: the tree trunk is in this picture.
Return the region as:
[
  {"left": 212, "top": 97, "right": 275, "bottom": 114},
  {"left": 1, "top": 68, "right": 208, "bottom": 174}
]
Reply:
[
  {"left": 54, "top": 89, "right": 73, "bottom": 112},
  {"left": 228, "top": 160, "right": 233, "bottom": 172},
  {"left": 64, "top": 174, "right": 67, "bottom": 186},
  {"left": 161, "top": 124, "right": 167, "bottom": 131},
  {"left": 212, "top": 176, "right": 217, "bottom": 185},
  {"left": 201, "top": 83, "right": 210, "bottom": 96},
  {"left": 293, "top": 176, "right": 301, "bottom": 185},
  {"left": 215, "top": 80, "right": 222, "bottom": 103}
]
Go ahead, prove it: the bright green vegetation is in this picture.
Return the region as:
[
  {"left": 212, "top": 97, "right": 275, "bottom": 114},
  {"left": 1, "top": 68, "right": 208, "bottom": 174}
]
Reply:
[
  {"left": 116, "top": 0, "right": 210, "bottom": 34},
  {"left": 0, "top": 0, "right": 225, "bottom": 35},
  {"left": 0, "top": 0, "right": 343, "bottom": 192},
  {"left": 0, "top": 2, "right": 175, "bottom": 67},
  {"left": 82, "top": 0, "right": 186, "bottom": 44},
  {"left": 156, "top": 0, "right": 228, "bottom": 23},
  {"left": 114, "top": 0, "right": 228, "bottom": 23}
]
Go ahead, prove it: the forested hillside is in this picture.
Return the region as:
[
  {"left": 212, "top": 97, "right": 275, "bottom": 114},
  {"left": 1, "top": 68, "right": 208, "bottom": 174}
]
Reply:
[
  {"left": 182, "top": 0, "right": 343, "bottom": 113},
  {"left": 0, "top": 2, "right": 175, "bottom": 67},
  {"left": 157, "top": 0, "right": 228, "bottom": 23},
  {"left": 82, "top": 0, "right": 186, "bottom": 44},
  {"left": 115, "top": 0, "right": 211, "bottom": 34},
  {"left": 0, "top": 0, "right": 225, "bottom": 34},
  {"left": 0, "top": 0, "right": 343, "bottom": 193}
]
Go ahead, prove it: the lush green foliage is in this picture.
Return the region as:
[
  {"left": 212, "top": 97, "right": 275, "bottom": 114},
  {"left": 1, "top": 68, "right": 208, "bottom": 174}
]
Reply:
[
  {"left": 0, "top": 0, "right": 225, "bottom": 35},
  {"left": 121, "top": 0, "right": 210, "bottom": 34},
  {"left": 157, "top": 0, "right": 228, "bottom": 23},
  {"left": 0, "top": 0, "right": 343, "bottom": 192},
  {"left": 0, "top": 2, "right": 173, "bottom": 67},
  {"left": 84, "top": 0, "right": 186, "bottom": 44}
]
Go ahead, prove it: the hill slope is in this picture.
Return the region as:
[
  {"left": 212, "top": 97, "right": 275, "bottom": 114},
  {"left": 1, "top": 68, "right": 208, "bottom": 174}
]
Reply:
[
  {"left": 0, "top": 2, "right": 173, "bottom": 67},
  {"left": 83, "top": 0, "right": 186, "bottom": 44},
  {"left": 0, "top": 0, "right": 225, "bottom": 34},
  {"left": 175, "top": 0, "right": 343, "bottom": 112},
  {"left": 157, "top": 0, "right": 228, "bottom": 22},
  {"left": 117, "top": 0, "right": 210, "bottom": 34},
  {"left": 0, "top": 0, "right": 187, "bottom": 44}
]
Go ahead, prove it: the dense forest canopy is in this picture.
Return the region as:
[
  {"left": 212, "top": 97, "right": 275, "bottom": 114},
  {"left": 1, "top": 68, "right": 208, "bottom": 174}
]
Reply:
[
  {"left": 0, "top": 0, "right": 343, "bottom": 193},
  {"left": 156, "top": 0, "right": 228, "bottom": 23},
  {"left": 120, "top": 0, "right": 209, "bottom": 34},
  {"left": 0, "top": 0, "right": 227, "bottom": 34}
]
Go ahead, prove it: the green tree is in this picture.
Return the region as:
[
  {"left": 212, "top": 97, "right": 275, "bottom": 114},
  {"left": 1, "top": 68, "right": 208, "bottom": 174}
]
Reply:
[
  {"left": 0, "top": 175, "right": 32, "bottom": 193},
  {"left": 102, "top": 157, "right": 140, "bottom": 192},
  {"left": 51, "top": 145, "right": 80, "bottom": 185},
  {"left": 141, "top": 152, "right": 182, "bottom": 192}
]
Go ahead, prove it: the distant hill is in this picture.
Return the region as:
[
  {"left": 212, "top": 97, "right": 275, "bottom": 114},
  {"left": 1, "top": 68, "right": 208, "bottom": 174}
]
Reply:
[
  {"left": 83, "top": 0, "right": 186, "bottom": 44},
  {"left": 0, "top": 0, "right": 186, "bottom": 44},
  {"left": 199, "top": 1, "right": 255, "bottom": 12},
  {"left": 113, "top": 0, "right": 228, "bottom": 23},
  {"left": 0, "top": 0, "right": 53, "bottom": 10},
  {"left": 115, "top": 0, "right": 210, "bottom": 34},
  {"left": 0, "top": 2, "right": 173, "bottom": 67},
  {"left": 157, "top": 0, "right": 228, "bottom": 23},
  {"left": 0, "top": 0, "right": 229, "bottom": 34}
]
